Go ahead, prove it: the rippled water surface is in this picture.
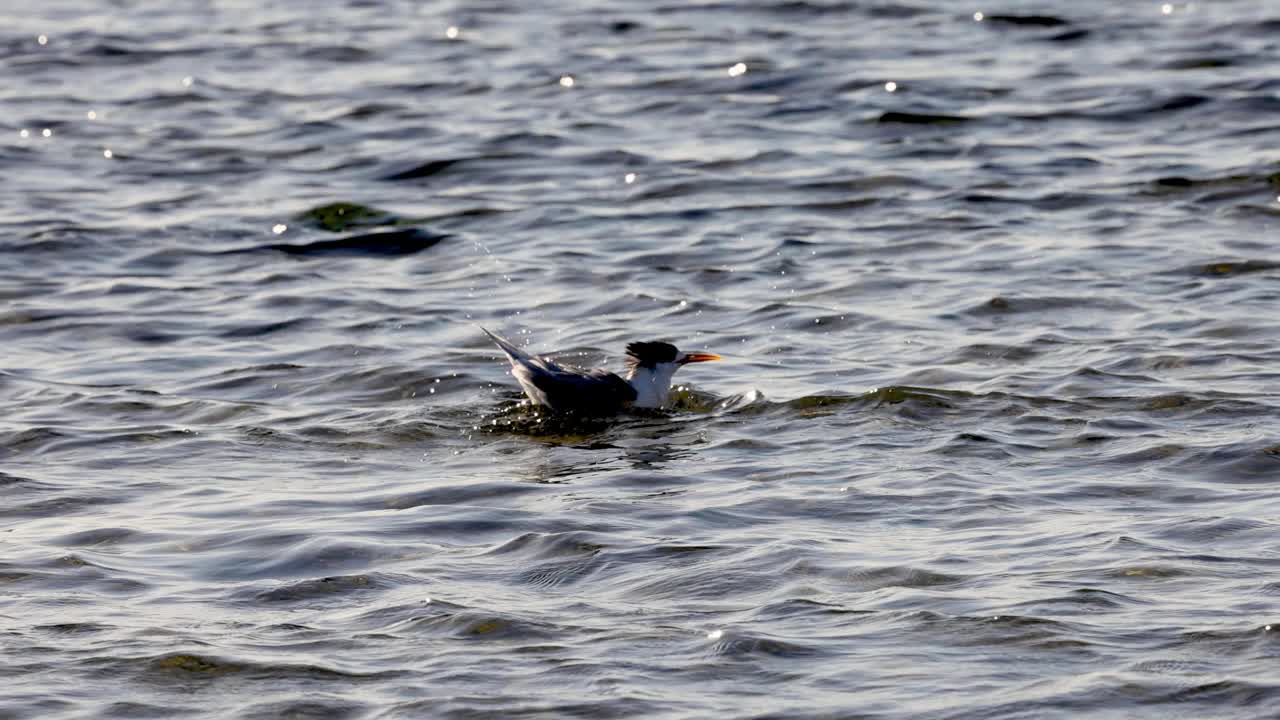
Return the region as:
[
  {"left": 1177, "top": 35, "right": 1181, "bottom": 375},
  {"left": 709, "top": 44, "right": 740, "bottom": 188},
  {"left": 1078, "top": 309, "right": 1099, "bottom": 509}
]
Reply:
[{"left": 5, "top": 1, "right": 1280, "bottom": 717}]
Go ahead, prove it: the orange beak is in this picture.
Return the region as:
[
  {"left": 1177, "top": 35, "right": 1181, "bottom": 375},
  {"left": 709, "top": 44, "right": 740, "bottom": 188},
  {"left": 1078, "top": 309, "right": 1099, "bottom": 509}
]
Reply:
[{"left": 679, "top": 352, "right": 721, "bottom": 365}]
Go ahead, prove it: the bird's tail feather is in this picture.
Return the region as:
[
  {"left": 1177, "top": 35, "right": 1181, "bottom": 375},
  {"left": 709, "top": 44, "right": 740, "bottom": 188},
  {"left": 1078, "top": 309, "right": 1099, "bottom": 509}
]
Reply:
[{"left": 480, "top": 327, "right": 543, "bottom": 369}]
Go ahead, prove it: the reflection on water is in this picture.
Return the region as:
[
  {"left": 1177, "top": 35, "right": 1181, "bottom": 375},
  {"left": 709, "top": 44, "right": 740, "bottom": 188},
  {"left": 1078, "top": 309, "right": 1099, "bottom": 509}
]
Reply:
[{"left": 5, "top": 0, "right": 1280, "bottom": 717}]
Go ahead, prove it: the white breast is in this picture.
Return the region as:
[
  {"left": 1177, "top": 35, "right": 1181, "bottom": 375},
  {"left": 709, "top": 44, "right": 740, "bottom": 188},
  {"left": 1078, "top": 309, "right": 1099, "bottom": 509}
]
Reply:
[{"left": 627, "top": 363, "right": 680, "bottom": 408}]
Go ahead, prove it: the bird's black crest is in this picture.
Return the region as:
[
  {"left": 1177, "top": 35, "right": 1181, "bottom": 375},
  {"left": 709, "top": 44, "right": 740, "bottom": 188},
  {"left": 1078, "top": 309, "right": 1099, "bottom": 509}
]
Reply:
[{"left": 625, "top": 341, "right": 678, "bottom": 367}]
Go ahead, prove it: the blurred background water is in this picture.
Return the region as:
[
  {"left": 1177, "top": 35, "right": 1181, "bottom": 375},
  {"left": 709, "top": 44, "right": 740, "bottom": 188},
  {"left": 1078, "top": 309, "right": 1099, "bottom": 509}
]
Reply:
[{"left": 3, "top": 1, "right": 1280, "bottom": 717}]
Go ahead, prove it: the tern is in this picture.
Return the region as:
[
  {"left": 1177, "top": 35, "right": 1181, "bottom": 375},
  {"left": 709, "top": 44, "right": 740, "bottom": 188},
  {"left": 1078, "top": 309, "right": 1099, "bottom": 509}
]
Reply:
[{"left": 482, "top": 327, "right": 721, "bottom": 414}]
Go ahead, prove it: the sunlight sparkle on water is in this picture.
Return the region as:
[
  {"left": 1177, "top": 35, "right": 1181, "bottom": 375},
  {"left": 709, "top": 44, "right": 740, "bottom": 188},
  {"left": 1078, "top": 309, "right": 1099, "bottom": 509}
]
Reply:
[
  {"left": 559, "top": 75, "right": 575, "bottom": 88},
  {"left": 18, "top": 129, "right": 29, "bottom": 138},
  {"left": 973, "top": 11, "right": 984, "bottom": 21},
  {"left": 1161, "top": 3, "right": 1173, "bottom": 13},
  {"left": 885, "top": 81, "right": 898, "bottom": 92},
  {"left": 445, "top": 26, "right": 459, "bottom": 39},
  {"left": 706, "top": 629, "right": 723, "bottom": 640},
  {"left": 37, "top": 34, "right": 48, "bottom": 45},
  {"left": 103, "top": 149, "right": 113, "bottom": 159},
  {"left": 182, "top": 76, "right": 194, "bottom": 87},
  {"left": 87, "top": 110, "right": 97, "bottom": 120},
  {"left": 42, "top": 129, "right": 52, "bottom": 138},
  {"left": 272, "top": 224, "right": 287, "bottom": 234},
  {"left": 728, "top": 62, "right": 747, "bottom": 77},
  {"left": 624, "top": 172, "right": 637, "bottom": 184}
]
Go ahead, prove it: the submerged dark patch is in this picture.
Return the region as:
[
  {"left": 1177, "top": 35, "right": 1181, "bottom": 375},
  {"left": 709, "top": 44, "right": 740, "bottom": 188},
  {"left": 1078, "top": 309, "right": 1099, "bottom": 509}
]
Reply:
[{"left": 226, "top": 228, "right": 448, "bottom": 257}]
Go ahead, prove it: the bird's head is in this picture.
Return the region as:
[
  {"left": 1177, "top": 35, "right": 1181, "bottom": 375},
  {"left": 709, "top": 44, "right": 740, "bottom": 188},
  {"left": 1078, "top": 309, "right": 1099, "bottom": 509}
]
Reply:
[
  {"left": 626, "top": 341, "right": 721, "bottom": 371},
  {"left": 625, "top": 341, "right": 720, "bottom": 375},
  {"left": 623, "top": 341, "right": 720, "bottom": 408}
]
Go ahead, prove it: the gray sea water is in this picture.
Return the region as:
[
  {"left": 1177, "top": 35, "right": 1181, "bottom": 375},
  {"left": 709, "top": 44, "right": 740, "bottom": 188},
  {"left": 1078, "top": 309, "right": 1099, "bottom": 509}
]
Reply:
[{"left": 4, "top": 1, "right": 1280, "bottom": 718}]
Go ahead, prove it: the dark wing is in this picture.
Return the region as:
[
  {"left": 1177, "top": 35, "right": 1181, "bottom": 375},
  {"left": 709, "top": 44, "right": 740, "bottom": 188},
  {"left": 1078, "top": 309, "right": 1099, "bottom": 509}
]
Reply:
[
  {"left": 482, "top": 327, "right": 636, "bottom": 414},
  {"left": 525, "top": 366, "right": 637, "bottom": 415}
]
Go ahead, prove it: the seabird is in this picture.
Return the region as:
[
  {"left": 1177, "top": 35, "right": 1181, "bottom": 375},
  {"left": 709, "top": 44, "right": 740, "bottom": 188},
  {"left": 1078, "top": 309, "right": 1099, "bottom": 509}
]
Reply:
[{"left": 482, "top": 327, "right": 721, "bottom": 414}]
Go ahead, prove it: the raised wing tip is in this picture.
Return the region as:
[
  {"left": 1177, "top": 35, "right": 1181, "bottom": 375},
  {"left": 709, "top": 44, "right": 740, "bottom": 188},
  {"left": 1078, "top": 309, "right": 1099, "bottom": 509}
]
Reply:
[
  {"left": 480, "top": 326, "right": 525, "bottom": 359},
  {"left": 480, "top": 326, "right": 516, "bottom": 348}
]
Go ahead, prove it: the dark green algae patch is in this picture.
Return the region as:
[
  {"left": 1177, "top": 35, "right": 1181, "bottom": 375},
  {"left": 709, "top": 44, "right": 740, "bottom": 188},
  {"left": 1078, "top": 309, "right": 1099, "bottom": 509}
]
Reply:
[
  {"left": 1193, "top": 260, "right": 1280, "bottom": 277},
  {"left": 293, "top": 201, "right": 507, "bottom": 233},
  {"left": 287, "top": 202, "right": 448, "bottom": 256},
  {"left": 151, "top": 654, "right": 245, "bottom": 676},
  {"left": 253, "top": 573, "right": 377, "bottom": 603},
  {"left": 218, "top": 201, "right": 455, "bottom": 257},
  {"left": 295, "top": 202, "right": 404, "bottom": 233},
  {"left": 143, "top": 652, "right": 399, "bottom": 682},
  {"left": 250, "top": 200, "right": 513, "bottom": 257}
]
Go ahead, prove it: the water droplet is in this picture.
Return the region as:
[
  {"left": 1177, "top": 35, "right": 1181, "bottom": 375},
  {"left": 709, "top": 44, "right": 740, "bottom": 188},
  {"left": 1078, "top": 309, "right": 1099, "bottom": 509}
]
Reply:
[
  {"left": 272, "top": 223, "right": 287, "bottom": 234},
  {"left": 727, "top": 62, "right": 747, "bottom": 77},
  {"left": 559, "top": 75, "right": 575, "bottom": 88},
  {"left": 884, "top": 81, "right": 898, "bottom": 92}
]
